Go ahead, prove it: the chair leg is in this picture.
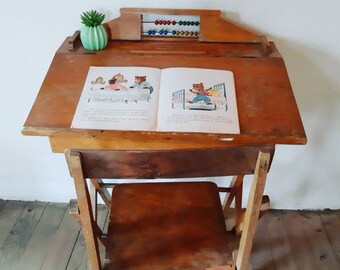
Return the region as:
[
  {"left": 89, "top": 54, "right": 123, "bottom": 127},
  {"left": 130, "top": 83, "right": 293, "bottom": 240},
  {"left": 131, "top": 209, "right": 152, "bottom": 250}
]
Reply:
[
  {"left": 69, "top": 199, "right": 81, "bottom": 226},
  {"left": 236, "top": 151, "right": 270, "bottom": 270}
]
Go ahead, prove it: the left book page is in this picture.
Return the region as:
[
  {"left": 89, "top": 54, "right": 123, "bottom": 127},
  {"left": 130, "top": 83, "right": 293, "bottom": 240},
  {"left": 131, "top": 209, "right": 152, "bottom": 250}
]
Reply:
[{"left": 71, "top": 66, "right": 161, "bottom": 131}]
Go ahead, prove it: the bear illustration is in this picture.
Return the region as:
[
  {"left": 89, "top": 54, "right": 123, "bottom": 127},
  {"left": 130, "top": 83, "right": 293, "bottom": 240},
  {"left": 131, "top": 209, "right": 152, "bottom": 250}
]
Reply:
[
  {"left": 130, "top": 76, "right": 154, "bottom": 94},
  {"left": 188, "top": 83, "right": 213, "bottom": 104}
]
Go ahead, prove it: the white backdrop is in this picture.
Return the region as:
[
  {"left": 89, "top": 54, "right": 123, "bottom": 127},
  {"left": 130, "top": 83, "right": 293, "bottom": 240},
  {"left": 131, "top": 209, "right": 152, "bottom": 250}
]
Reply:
[{"left": 1, "top": 0, "right": 339, "bottom": 209}]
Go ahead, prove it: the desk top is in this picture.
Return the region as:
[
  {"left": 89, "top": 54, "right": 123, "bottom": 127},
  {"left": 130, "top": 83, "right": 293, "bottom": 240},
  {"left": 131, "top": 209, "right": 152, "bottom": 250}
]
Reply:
[{"left": 22, "top": 8, "right": 306, "bottom": 150}]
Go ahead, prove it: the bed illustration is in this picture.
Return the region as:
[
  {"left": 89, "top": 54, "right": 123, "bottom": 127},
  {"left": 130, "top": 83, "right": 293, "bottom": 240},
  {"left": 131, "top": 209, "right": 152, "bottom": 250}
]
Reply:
[
  {"left": 172, "top": 82, "right": 228, "bottom": 111},
  {"left": 87, "top": 87, "right": 152, "bottom": 103}
]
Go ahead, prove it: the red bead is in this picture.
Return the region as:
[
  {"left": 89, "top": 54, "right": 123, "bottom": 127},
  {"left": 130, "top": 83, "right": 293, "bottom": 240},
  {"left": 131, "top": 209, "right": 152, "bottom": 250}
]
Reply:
[
  {"left": 155, "top": 20, "right": 159, "bottom": 25},
  {"left": 167, "top": 20, "right": 171, "bottom": 25},
  {"left": 172, "top": 20, "right": 176, "bottom": 25}
]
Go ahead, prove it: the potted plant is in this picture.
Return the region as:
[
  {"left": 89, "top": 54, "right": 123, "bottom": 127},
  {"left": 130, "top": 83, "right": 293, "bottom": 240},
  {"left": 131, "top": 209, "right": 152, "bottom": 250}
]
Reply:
[{"left": 80, "top": 10, "right": 108, "bottom": 50}]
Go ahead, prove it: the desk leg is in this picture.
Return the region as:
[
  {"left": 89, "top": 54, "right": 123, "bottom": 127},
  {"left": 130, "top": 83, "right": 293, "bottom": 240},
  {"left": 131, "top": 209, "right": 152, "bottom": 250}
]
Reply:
[
  {"left": 89, "top": 180, "right": 98, "bottom": 222},
  {"left": 90, "top": 178, "right": 112, "bottom": 208},
  {"left": 236, "top": 151, "right": 270, "bottom": 270},
  {"left": 66, "top": 152, "right": 102, "bottom": 270},
  {"left": 223, "top": 175, "right": 245, "bottom": 234}
]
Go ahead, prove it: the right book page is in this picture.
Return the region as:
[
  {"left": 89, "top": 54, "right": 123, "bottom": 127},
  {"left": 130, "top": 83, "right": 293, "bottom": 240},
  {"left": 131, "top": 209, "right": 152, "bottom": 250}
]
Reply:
[{"left": 156, "top": 67, "right": 240, "bottom": 134}]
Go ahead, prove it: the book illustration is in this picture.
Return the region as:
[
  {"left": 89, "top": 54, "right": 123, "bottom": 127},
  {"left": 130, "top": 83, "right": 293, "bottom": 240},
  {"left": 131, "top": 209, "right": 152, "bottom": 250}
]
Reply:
[
  {"left": 72, "top": 66, "right": 239, "bottom": 134},
  {"left": 172, "top": 82, "right": 227, "bottom": 111},
  {"left": 91, "top": 76, "right": 106, "bottom": 84},
  {"left": 88, "top": 73, "right": 154, "bottom": 103}
]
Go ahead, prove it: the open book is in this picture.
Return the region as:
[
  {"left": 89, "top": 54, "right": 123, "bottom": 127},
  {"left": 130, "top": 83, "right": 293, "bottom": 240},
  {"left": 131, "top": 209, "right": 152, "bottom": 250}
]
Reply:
[{"left": 71, "top": 66, "right": 240, "bottom": 134}]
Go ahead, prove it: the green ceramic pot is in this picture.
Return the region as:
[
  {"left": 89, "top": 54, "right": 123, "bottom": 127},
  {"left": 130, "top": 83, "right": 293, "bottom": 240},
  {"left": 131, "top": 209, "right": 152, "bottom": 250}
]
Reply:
[{"left": 80, "top": 25, "right": 108, "bottom": 50}]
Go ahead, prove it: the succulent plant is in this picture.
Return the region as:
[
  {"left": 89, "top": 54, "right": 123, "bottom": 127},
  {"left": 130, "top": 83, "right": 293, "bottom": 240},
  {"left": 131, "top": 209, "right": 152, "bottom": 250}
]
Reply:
[{"left": 81, "top": 10, "right": 105, "bottom": 27}]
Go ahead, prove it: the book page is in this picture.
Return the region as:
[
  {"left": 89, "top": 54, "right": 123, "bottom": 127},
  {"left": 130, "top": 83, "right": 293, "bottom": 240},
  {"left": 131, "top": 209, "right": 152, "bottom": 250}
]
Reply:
[
  {"left": 156, "top": 68, "right": 240, "bottom": 134},
  {"left": 71, "top": 66, "right": 161, "bottom": 131}
]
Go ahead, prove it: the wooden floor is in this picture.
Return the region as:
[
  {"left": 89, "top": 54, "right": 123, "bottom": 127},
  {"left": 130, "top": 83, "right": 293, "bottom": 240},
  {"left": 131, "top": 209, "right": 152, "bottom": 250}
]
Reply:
[{"left": 0, "top": 200, "right": 339, "bottom": 270}]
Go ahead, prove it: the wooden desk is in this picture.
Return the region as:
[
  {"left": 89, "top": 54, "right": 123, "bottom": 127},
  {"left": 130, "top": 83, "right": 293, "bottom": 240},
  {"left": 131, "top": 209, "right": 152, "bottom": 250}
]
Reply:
[
  {"left": 22, "top": 8, "right": 306, "bottom": 151},
  {"left": 22, "top": 8, "right": 306, "bottom": 270}
]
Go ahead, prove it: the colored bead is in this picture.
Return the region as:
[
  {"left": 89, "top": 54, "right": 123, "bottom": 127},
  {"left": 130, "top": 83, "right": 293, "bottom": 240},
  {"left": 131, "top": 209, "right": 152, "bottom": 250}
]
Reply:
[
  {"left": 159, "top": 29, "right": 164, "bottom": 35},
  {"left": 172, "top": 30, "right": 176, "bottom": 35},
  {"left": 195, "top": 21, "right": 199, "bottom": 26},
  {"left": 182, "top": 21, "right": 187, "bottom": 26},
  {"left": 178, "top": 21, "right": 183, "bottom": 25},
  {"left": 190, "top": 21, "right": 195, "bottom": 26},
  {"left": 155, "top": 20, "right": 159, "bottom": 25},
  {"left": 166, "top": 20, "right": 171, "bottom": 25},
  {"left": 164, "top": 30, "right": 168, "bottom": 35},
  {"left": 172, "top": 20, "right": 176, "bottom": 25}
]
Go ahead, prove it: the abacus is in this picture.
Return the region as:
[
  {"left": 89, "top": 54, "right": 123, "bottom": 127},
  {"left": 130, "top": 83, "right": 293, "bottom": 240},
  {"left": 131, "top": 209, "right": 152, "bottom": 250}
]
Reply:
[{"left": 142, "top": 14, "right": 200, "bottom": 38}]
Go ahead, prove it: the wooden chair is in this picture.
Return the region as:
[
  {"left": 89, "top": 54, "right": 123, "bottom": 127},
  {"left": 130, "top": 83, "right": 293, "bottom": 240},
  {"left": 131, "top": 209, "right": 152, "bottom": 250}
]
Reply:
[{"left": 65, "top": 146, "right": 273, "bottom": 270}]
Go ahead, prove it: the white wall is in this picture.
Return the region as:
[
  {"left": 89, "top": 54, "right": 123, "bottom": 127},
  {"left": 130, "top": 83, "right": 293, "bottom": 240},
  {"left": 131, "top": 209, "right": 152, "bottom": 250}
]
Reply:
[{"left": 1, "top": 0, "right": 339, "bottom": 209}]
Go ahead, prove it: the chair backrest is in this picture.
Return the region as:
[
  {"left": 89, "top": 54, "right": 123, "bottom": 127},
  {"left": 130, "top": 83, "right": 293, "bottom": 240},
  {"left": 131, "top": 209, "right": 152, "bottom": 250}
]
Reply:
[{"left": 67, "top": 146, "right": 274, "bottom": 180}]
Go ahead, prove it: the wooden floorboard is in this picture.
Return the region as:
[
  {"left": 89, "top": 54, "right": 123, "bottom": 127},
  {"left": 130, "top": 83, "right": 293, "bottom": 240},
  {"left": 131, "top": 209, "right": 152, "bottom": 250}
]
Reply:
[
  {"left": 281, "top": 210, "right": 318, "bottom": 270},
  {"left": 0, "top": 201, "right": 47, "bottom": 270},
  {"left": 320, "top": 210, "right": 340, "bottom": 265},
  {"left": 40, "top": 205, "right": 81, "bottom": 270},
  {"left": 0, "top": 201, "right": 339, "bottom": 270},
  {"left": 302, "top": 210, "right": 339, "bottom": 270},
  {"left": 16, "top": 203, "right": 68, "bottom": 270}
]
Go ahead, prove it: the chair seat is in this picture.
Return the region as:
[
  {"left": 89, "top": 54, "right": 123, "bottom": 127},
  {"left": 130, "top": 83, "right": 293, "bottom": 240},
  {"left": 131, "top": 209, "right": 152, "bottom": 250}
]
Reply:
[{"left": 104, "top": 182, "right": 235, "bottom": 270}]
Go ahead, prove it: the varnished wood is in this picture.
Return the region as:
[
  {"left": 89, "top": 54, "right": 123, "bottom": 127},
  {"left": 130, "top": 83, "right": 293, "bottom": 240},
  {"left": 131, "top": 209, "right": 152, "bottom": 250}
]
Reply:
[
  {"left": 67, "top": 31, "right": 81, "bottom": 50},
  {"left": 66, "top": 151, "right": 102, "bottom": 270},
  {"left": 236, "top": 152, "right": 270, "bottom": 270},
  {"left": 21, "top": 8, "right": 307, "bottom": 270},
  {"left": 65, "top": 148, "right": 273, "bottom": 270},
  {"left": 90, "top": 179, "right": 111, "bottom": 208},
  {"left": 23, "top": 50, "right": 306, "bottom": 149},
  {"left": 1, "top": 203, "right": 340, "bottom": 269},
  {"left": 105, "top": 182, "right": 235, "bottom": 270},
  {"left": 70, "top": 146, "right": 274, "bottom": 179},
  {"left": 104, "top": 8, "right": 264, "bottom": 45},
  {"left": 223, "top": 174, "right": 245, "bottom": 234},
  {"left": 105, "top": 12, "right": 141, "bottom": 41},
  {"left": 22, "top": 9, "right": 306, "bottom": 148}
]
